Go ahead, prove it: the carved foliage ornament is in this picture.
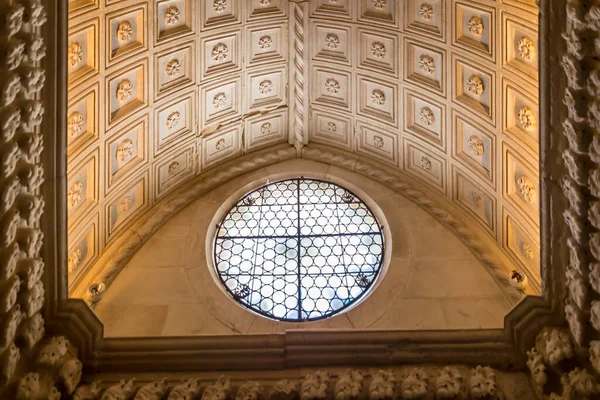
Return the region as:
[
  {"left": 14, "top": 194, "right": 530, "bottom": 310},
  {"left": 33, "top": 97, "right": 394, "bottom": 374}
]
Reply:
[
  {"left": 213, "top": 0, "right": 228, "bottom": 13},
  {"left": 372, "top": 0, "right": 387, "bottom": 10},
  {"left": 517, "top": 175, "right": 536, "bottom": 203},
  {"left": 327, "top": 122, "right": 337, "bottom": 132},
  {"left": 325, "top": 33, "right": 340, "bottom": 50},
  {"left": 373, "top": 135, "right": 384, "bottom": 148},
  {"left": 168, "top": 161, "right": 179, "bottom": 177},
  {"left": 468, "top": 135, "right": 484, "bottom": 156},
  {"left": 67, "top": 42, "right": 83, "bottom": 68},
  {"left": 371, "top": 42, "right": 386, "bottom": 59},
  {"left": 467, "top": 75, "right": 484, "bottom": 95},
  {"left": 418, "top": 4, "right": 434, "bottom": 21},
  {"left": 116, "top": 138, "right": 134, "bottom": 164},
  {"left": 165, "top": 58, "right": 181, "bottom": 78},
  {"left": 259, "top": 80, "right": 273, "bottom": 95},
  {"left": 371, "top": 89, "right": 386, "bottom": 106},
  {"left": 518, "top": 36, "right": 536, "bottom": 61},
  {"left": 261, "top": 122, "right": 272, "bottom": 135},
  {"left": 164, "top": 6, "right": 180, "bottom": 25},
  {"left": 119, "top": 196, "right": 132, "bottom": 213},
  {"left": 468, "top": 16, "right": 484, "bottom": 36},
  {"left": 419, "top": 107, "right": 435, "bottom": 126},
  {"left": 258, "top": 35, "right": 272, "bottom": 50},
  {"left": 325, "top": 78, "right": 340, "bottom": 94},
  {"left": 420, "top": 156, "right": 432, "bottom": 172},
  {"left": 216, "top": 138, "right": 226, "bottom": 151},
  {"left": 67, "top": 112, "right": 83, "bottom": 137},
  {"left": 166, "top": 111, "right": 181, "bottom": 131},
  {"left": 213, "top": 92, "right": 227, "bottom": 109},
  {"left": 212, "top": 43, "right": 228, "bottom": 62},
  {"left": 518, "top": 106, "right": 537, "bottom": 131},
  {"left": 117, "top": 21, "right": 133, "bottom": 41},
  {"left": 116, "top": 79, "right": 133, "bottom": 102},
  {"left": 418, "top": 54, "right": 435, "bottom": 74},
  {"left": 67, "top": 181, "right": 83, "bottom": 210}
]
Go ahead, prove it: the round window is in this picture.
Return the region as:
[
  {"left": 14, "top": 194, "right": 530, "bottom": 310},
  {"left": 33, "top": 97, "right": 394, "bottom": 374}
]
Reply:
[{"left": 213, "top": 178, "right": 384, "bottom": 321}]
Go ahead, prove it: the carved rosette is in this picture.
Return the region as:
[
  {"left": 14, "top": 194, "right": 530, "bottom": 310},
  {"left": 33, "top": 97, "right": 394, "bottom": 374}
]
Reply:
[
  {"left": 325, "top": 33, "right": 340, "bottom": 50},
  {"left": 325, "top": 78, "right": 340, "bottom": 94},
  {"left": 373, "top": 135, "right": 384, "bottom": 148},
  {"left": 419, "top": 107, "right": 435, "bottom": 126},
  {"left": 327, "top": 122, "right": 337, "bottom": 132},
  {"left": 216, "top": 139, "right": 226, "bottom": 151},
  {"left": 468, "top": 135, "right": 485, "bottom": 156},
  {"left": 67, "top": 181, "right": 83, "bottom": 210},
  {"left": 213, "top": 0, "right": 228, "bottom": 13},
  {"left": 467, "top": 16, "right": 484, "bottom": 36},
  {"left": 371, "top": 89, "right": 386, "bottom": 106},
  {"left": 119, "top": 196, "right": 132, "bottom": 213},
  {"left": 258, "top": 35, "right": 272, "bottom": 50},
  {"left": 372, "top": 0, "right": 387, "bottom": 10},
  {"left": 259, "top": 80, "right": 273, "bottom": 95},
  {"left": 518, "top": 106, "right": 536, "bottom": 131},
  {"left": 164, "top": 6, "right": 180, "bottom": 25},
  {"left": 466, "top": 75, "right": 484, "bottom": 95},
  {"left": 261, "top": 123, "right": 272, "bottom": 135},
  {"left": 67, "top": 112, "right": 84, "bottom": 137},
  {"left": 117, "top": 21, "right": 133, "bottom": 41},
  {"left": 166, "top": 111, "right": 181, "bottom": 131},
  {"left": 517, "top": 175, "right": 535, "bottom": 203},
  {"left": 116, "top": 79, "right": 133, "bottom": 102},
  {"left": 420, "top": 156, "right": 432, "bottom": 172},
  {"left": 213, "top": 92, "right": 227, "bottom": 109},
  {"left": 418, "top": 54, "right": 435, "bottom": 74},
  {"left": 116, "top": 139, "right": 134, "bottom": 164},
  {"left": 68, "top": 42, "right": 83, "bottom": 68},
  {"left": 371, "top": 42, "right": 386, "bottom": 59},
  {"left": 518, "top": 36, "right": 536, "bottom": 61},
  {"left": 168, "top": 161, "right": 180, "bottom": 177},
  {"left": 165, "top": 58, "right": 181, "bottom": 78},
  {"left": 212, "top": 43, "right": 229, "bottom": 62},
  {"left": 418, "top": 4, "right": 434, "bottom": 21}
]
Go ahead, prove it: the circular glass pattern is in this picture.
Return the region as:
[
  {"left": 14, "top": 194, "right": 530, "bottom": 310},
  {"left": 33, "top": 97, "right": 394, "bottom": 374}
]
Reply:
[{"left": 214, "top": 178, "right": 384, "bottom": 322}]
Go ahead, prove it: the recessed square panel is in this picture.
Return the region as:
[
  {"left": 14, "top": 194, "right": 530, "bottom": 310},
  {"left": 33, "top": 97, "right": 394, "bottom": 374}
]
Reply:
[
  {"left": 201, "top": 124, "right": 243, "bottom": 170},
  {"left": 67, "top": 148, "right": 99, "bottom": 228},
  {"left": 156, "top": 0, "right": 194, "bottom": 43},
  {"left": 452, "top": 167, "right": 496, "bottom": 236},
  {"left": 405, "top": 0, "right": 444, "bottom": 40},
  {"left": 311, "top": 22, "right": 352, "bottom": 66},
  {"left": 201, "top": 0, "right": 241, "bottom": 30},
  {"left": 310, "top": 110, "right": 353, "bottom": 151},
  {"left": 105, "top": 116, "right": 148, "bottom": 194},
  {"left": 106, "top": 4, "right": 148, "bottom": 67},
  {"left": 503, "top": 143, "right": 539, "bottom": 226},
  {"left": 246, "top": 24, "right": 287, "bottom": 66},
  {"left": 247, "top": 68, "right": 286, "bottom": 111},
  {"left": 200, "top": 30, "right": 241, "bottom": 81},
  {"left": 106, "top": 60, "right": 148, "bottom": 127},
  {"left": 246, "top": 0, "right": 287, "bottom": 21},
  {"left": 503, "top": 208, "right": 540, "bottom": 286},
  {"left": 200, "top": 77, "right": 242, "bottom": 128},
  {"left": 356, "top": 121, "right": 399, "bottom": 166},
  {"left": 503, "top": 78, "right": 539, "bottom": 153},
  {"left": 454, "top": 2, "right": 495, "bottom": 60},
  {"left": 358, "top": 0, "right": 399, "bottom": 28},
  {"left": 245, "top": 109, "right": 288, "bottom": 151},
  {"left": 68, "top": 18, "right": 99, "bottom": 87},
  {"left": 154, "top": 90, "right": 195, "bottom": 155},
  {"left": 154, "top": 41, "right": 195, "bottom": 100},
  {"left": 154, "top": 141, "right": 196, "bottom": 200},
  {"left": 69, "top": 0, "right": 98, "bottom": 16},
  {"left": 105, "top": 172, "right": 149, "bottom": 243},
  {"left": 453, "top": 56, "right": 495, "bottom": 123},
  {"left": 67, "top": 212, "right": 100, "bottom": 290},
  {"left": 312, "top": 0, "right": 352, "bottom": 19},
  {"left": 67, "top": 82, "right": 99, "bottom": 156},
  {"left": 452, "top": 110, "right": 496, "bottom": 187},
  {"left": 503, "top": 13, "right": 538, "bottom": 82},
  {"left": 405, "top": 39, "right": 445, "bottom": 95},
  {"left": 357, "top": 28, "right": 398, "bottom": 77},
  {"left": 357, "top": 75, "right": 398, "bottom": 127},
  {"left": 404, "top": 89, "right": 445, "bottom": 151},
  {"left": 312, "top": 67, "right": 351, "bottom": 112},
  {"left": 404, "top": 139, "right": 446, "bottom": 193}
]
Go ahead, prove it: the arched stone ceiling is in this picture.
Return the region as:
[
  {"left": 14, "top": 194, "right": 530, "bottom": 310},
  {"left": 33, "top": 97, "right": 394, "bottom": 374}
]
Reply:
[{"left": 66, "top": 0, "right": 540, "bottom": 301}]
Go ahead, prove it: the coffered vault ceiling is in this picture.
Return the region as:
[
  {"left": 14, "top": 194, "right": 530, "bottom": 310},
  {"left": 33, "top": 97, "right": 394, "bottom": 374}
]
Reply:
[{"left": 66, "top": 0, "right": 540, "bottom": 300}]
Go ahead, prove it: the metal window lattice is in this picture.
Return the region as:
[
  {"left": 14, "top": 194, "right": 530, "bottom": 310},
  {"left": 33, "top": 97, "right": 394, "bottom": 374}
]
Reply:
[{"left": 214, "top": 178, "right": 385, "bottom": 322}]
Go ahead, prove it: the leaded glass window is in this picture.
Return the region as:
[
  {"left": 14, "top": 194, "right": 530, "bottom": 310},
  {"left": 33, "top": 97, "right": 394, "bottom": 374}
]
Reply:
[{"left": 213, "top": 178, "right": 384, "bottom": 321}]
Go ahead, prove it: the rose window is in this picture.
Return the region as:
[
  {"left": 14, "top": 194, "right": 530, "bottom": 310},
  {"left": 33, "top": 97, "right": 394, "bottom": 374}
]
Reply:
[{"left": 213, "top": 178, "right": 385, "bottom": 322}]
